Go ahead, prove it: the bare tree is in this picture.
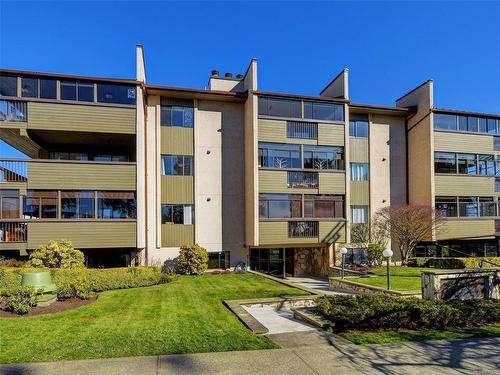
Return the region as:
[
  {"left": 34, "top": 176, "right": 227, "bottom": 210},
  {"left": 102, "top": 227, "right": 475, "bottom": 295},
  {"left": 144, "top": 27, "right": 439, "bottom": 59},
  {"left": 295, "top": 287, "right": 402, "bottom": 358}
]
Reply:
[{"left": 372, "top": 204, "right": 443, "bottom": 265}]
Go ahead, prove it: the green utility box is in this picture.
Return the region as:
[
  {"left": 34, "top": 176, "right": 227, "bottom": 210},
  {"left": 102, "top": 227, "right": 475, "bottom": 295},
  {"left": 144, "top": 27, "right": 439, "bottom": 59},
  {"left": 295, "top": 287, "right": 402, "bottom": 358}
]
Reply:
[{"left": 21, "top": 271, "right": 57, "bottom": 305}]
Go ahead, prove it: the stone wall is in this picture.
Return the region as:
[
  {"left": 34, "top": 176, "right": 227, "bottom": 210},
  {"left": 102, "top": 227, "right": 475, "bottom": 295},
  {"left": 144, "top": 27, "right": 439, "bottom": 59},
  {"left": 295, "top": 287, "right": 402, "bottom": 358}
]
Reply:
[{"left": 294, "top": 247, "right": 330, "bottom": 277}]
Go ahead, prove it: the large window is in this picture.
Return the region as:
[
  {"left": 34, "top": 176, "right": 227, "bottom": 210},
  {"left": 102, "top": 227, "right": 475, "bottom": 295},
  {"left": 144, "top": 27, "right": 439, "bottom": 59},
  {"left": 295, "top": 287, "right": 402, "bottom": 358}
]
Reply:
[
  {"left": 161, "top": 105, "right": 194, "bottom": 127},
  {"left": 97, "top": 84, "right": 136, "bottom": 105},
  {"left": 350, "top": 163, "right": 369, "bottom": 181},
  {"left": 60, "top": 81, "right": 94, "bottom": 102},
  {"left": 161, "top": 155, "right": 193, "bottom": 176},
  {"left": 434, "top": 113, "right": 499, "bottom": 135},
  {"left": 40, "top": 79, "right": 57, "bottom": 99},
  {"left": 435, "top": 196, "right": 458, "bottom": 217},
  {"left": 23, "top": 191, "right": 58, "bottom": 219},
  {"left": 161, "top": 204, "right": 194, "bottom": 224},
  {"left": 258, "top": 97, "right": 301, "bottom": 118},
  {"left": 494, "top": 137, "right": 500, "bottom": 151},
  {"left": 97, "top": 192, "right": 136, "bottom": 219},
  {"left": 459, "top": 196, "right": 478, "bottom": 217},
  {"left": 479, "top": 197, "right": 496, "bottom": 217},
  {"left": 436, "top": 196, "right": 497, "bottom": 218},
  {"left": 0, "top": 190, "right": 19, "bottom": 219},
  {"left": 434, "top": 114, "right": 457, "bottom": 130},
  {"left": 18, "top": 78, "right": 57, "bottom": 100},
  {"left": 258, "top": 142, "right": 301, "bottom": 169},
  {"left": 478, "top": 155, "right": 495, "bottom": 176},
  {"left": 351, "top": 206, "right": 368, "bottom": 224},
  {"left": 287, "top": 121, "right": 317, "bottom": 139},
  {"left": 457, "top": 153, "right": 477, "bottom": 174},
  {"left": 304, "top": 195, "right": 344, "bottom": 219},
  {"left": 435, "top": 152, "right": 457, "bottom": 174},
  {"left": 61, "top": 191, "right": 95, "bottom": 219},
  {"left": 259, "top": 194, "right": 301, "bottom": 219},
  {"left": 303, "top": 145, "right": 344, "bottom": 170},
  {"left": 303, "top": 101, "right": 344, "bottom": 122},
  {"left": 487, "top": 119, "right": 497, "bottom": 134},
  {"left": 0, "top": 74, "right": 17, "bottom": 97},
  {"left": 349, "top": 120, "right": 369, "bottom": 138},
  {"left": 49, "top": 151, "right": 89, "bottom": 161},
  {"left": 21, "top": 78, "right": 38, "bottom": 98}
]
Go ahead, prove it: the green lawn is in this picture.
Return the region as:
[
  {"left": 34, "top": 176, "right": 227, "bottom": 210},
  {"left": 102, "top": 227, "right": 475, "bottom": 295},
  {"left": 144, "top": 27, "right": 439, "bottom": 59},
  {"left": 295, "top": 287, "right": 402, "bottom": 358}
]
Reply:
[
  {"left": 0, "top": 274, "right": 306, "bottom": 364},
  {"left": 349, "top": 266, "right": 432, "bottom": 292},
  {"left": 340, "top": 325, "right": 500, "bottom": 345}
]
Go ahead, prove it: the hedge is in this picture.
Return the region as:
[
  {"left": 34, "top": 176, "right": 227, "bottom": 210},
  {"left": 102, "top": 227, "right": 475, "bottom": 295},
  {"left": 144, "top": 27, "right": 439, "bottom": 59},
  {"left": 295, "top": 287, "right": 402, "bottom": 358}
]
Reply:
[
  {"left": 0, "top": 267, "right": 175, "bottom": 296},
  {"left": 315, "top": 294, "right": 500, "bottom": 332},
  {"left": 408, "top": 257, "right": 500, "bottom": 269}
]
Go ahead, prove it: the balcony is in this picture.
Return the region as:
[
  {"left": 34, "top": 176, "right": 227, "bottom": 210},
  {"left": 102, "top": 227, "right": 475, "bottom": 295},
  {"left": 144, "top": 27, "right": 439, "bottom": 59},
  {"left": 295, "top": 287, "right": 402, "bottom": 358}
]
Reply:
[
  {"left": 0, "top": 222, "right": 27, "bottom": 242},
  {"left": 288, "top": 221, "right": 319, "bottom": 237},
  {"left": 259, "top": 220, "right": 346, "bottom": 244},
  {"left": 0, "top": 100, "right": 27, "bottom": 122},
  {"left": 0, "top": 160, "right": 28, "bottom": 183}
]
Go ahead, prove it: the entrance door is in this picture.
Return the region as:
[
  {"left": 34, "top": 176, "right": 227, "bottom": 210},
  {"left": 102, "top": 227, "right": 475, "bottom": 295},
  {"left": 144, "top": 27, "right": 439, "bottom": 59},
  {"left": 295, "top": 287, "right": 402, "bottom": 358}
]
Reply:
[{"left": 285, "top": 248, "right": 294, "bottom": 276}]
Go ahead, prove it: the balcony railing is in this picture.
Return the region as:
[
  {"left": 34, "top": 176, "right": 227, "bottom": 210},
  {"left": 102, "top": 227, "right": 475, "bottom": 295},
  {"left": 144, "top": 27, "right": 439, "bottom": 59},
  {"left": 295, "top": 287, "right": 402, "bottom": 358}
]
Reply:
[
  {"left": 288, "top": 221, "right": 319, "bottom": 238},
  {"left": 0, "top": 100, "right": 27, "bottom": 122},
  {"left": 0, "top": 160, "right": 28, "bottom": 182},
  {"left": 0, "top": 222, "right": 27, "bottom": 242},
  {"left": 287, "top": 171, "right": 318, "bottom": 189}
]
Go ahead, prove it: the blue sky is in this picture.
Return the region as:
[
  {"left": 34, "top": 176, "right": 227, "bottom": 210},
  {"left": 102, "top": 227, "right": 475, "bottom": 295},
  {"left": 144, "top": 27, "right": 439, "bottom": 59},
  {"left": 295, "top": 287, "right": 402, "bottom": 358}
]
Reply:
[{"left": 1, "top": 1, "right": 500, "bottom": 157}]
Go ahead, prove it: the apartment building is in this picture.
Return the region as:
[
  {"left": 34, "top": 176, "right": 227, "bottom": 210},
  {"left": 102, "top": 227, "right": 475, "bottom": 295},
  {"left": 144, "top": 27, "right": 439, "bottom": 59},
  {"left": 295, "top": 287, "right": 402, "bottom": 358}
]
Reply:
[{"left": 1, "top": 45, "right": 498, "bottom": 271}]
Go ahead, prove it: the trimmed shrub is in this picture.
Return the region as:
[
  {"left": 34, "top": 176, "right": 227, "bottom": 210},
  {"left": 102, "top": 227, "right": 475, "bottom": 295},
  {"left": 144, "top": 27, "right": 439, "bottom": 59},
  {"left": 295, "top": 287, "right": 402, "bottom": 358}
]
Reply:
[
  {"left": 177, "top": 244, "right": 209, "bottom": 275},
  {"left": 408, "top": 257, "right": 500, "bottom": 269},
  {"left": 367, "top": 244, "right": 385, "bottom": 266},
  {"left": 57, "top": 277, "right": 93, "bottom": 300},
  {"left": 315, "top": 294, "right": 500, "bottom": 332},
  {"left": 7, "top": 286, "right": 38, "bottom": 315},
  {"left": 27, "top": 240, "right": 84, "bottom": 269}
]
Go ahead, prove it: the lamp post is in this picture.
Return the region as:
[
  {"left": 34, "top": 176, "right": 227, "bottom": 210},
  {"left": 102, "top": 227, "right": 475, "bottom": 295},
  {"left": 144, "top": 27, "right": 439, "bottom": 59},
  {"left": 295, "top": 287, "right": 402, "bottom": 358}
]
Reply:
[
  {"left": 382, "top": 248, "right": 393, "bottom": 290},
  {"left": 340, "top": 247, "right": 348, "bottom": 279}
]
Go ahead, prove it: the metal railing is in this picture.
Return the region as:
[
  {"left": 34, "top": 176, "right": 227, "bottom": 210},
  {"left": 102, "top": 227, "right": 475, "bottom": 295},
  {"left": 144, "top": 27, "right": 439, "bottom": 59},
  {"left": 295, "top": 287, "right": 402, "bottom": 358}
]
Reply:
[
  {"left": 288, "top": 221, "right": 319, "bottom": 238},
  {"left": 287, "top": 121, "right": 318, "bottom": 139},
  {"left": 0, "top": 100, "right": 28, "bottom": 122},
  {"left": 287, "top": 171, "right": 318, "bottom": 188},
  {"left": 0, "top": 160, "right": 28, "bottom": 182},
  {"left": 0, "top": 222, "right": 27, "bottom": 242}
]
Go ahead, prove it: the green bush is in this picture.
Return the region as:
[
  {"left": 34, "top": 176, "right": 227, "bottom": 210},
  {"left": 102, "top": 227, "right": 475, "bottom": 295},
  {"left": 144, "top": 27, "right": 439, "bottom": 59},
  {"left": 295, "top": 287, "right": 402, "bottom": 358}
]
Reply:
[
  {"left": 7, "top": 286, "right": 38, "bottom": 315},
  {"left": 57, "top": 277, "right": 93, "bottom": 300},
  {"left": 315, "top": 294, "right": 500, "bottom": 332},
  {"left": 367, "top": 244, "right": 385, "bottom": 266},
  {"left": 408, "top": 257, "right": 500, "bottom": 269},
  {"left": 0, "top": 267, "right": 175, "bottom": 296},
  {"left": 177, "top": 244, "right": 208, "bottom": 275},
  {"left": 27, "top": 240, "right": 85, "bottom": 269}
]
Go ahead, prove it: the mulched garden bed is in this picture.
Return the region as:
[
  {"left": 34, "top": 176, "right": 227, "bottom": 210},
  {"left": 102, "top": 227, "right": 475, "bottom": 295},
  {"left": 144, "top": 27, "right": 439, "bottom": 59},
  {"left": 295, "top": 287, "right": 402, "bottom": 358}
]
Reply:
[{"left": 0, "top": 296, "right": 97, "bottom": 318}]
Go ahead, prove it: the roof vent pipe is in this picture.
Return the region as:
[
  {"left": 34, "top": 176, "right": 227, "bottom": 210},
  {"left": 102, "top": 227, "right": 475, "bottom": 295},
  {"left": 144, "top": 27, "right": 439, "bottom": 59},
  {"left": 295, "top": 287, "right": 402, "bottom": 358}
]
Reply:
[
  {"left": 224, "top": 72, "right": 233, "bottom": 78},
  {"left": 211, "top": 70, "right": 219, "bottom": 76},
  {"left": 236, "top": 74, "right": 243, "bottom": 79}
]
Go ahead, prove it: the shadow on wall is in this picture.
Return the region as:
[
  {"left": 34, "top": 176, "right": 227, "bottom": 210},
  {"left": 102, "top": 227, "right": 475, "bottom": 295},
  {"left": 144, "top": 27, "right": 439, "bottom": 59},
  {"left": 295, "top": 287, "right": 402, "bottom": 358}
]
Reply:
[{"left": 321, "top": 222, "right": 345, "bottom": 243}]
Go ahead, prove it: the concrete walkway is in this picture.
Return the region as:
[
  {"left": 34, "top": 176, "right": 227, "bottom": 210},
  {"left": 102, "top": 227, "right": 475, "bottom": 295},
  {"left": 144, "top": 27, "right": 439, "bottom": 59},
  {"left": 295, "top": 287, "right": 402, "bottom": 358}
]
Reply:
[
  {"left": 2, "top": 337, "right": 499, "bottom": 374},
  {"left": 242, "top": 304, "right": 316, "bottom": 334},
  {"left": 286, "top": 276, "right": 351, "bottom": 295}
]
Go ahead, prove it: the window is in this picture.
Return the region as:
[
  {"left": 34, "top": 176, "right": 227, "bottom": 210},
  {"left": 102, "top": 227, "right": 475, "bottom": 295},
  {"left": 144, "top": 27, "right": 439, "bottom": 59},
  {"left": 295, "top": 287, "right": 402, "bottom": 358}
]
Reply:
[
  {"left": 349, "top": 120, "right": 369, "bottom": 137},
  {"left": 60, "top": 81, "right": 94, "bottom": 102},
  {"left": 350, "top": 163, "right": 369, "bottom": 181},
  {"left": 97, "top": 192, "right": 136, "bottom": 219},
  {"left": 60, "top": 81, "right": 76, "bottom": 101},
  {"left": 49, "top": 151, "right": 89, "bottom": 160},
  {"left": 479, "top": 197, "right": 496, "bottom": 217},
  {"left": 21, "top": 78, "right": 38, "bottom": 98},
  {"left": 459, "top": 196, "right": 478, "bottom": 217},
  {"left": 287, "top": 121, "right": 317, "bottom": 139},
  {"left": 434, "top": 152, "right": 457, "bottom": 174},
  {"left": 40, "top": 79, "right": 57, "bottom": 99},
  {"left": 161, "top": 106, "right": 194, "bottom": 127},
  {"left": 77, "top": 82, "right": 94, "bottom": 102},
  {"left": 161, "top": 204, "right": 194, "bottom": 224},
  {"left": 287, "top": 171, "right": 318, "bottom": 188},
  {"left": 478, "top": 155, "right": 495, "bottom": 176},
  {"left": 304, "top": 195, "right": 344, "bottom": 218},
  {"left": 259, "top": 194, "right": 301, "bottom": 219},
  {"left": 258, "top": 97, "right": 301, "bottom": 118},
  {"left": 303, "top": 145, "right": 344, "bottom": 170},
  {"left": 94, "top": 154, "right": 128, "bottom": 162},
  {"left": 23, "top": 191, "right": 58, "bottom": 219},
  {"left": 487, "top": 118, "right": 497, "bottom": 134},
  {"left": 258, "top": 142, "right": 301, "bottom": 169},
  {"left": 495, "top": 178, "right": 500, "bottom": 192},
  {"left": 303, "top": 101, "right": 344, "bottom": 122},
  {"left": 0, "top": 74, "right": 17, "bottom": 97},
  {"left": 434, "top": 114, "right": 457, "bottom": 130},
  {"left": 467, "top": 117, "right": 478, "bottom": 132},
  {"left": 458, "top": 116, "right": 468, "bottom": 131},
  {"left": 97, "top": 84, "right": 136, "bottom": 105},
  {"left": 457, "top": 153, "right": 477, "bottom": 174},
  {"left": 494, "top": 137, "right": 500, "bottom": 151},
  {"left": 161, "top": 155, "right": 193, "bottom": 176},
  {"left": 351, "top": 206, "right": 368, "bottom": 224},
  {"left": 435, "top": 196, "right": 457, "bottom": 217},
  {"left": 0, "top": 190, "right": 19, "bottom": 219},
  {"left": 479, "top": 118, "right": 487, "bottom": 133},
  {"left": 61, "top": 191, "right": 94, "bottom": 219}
]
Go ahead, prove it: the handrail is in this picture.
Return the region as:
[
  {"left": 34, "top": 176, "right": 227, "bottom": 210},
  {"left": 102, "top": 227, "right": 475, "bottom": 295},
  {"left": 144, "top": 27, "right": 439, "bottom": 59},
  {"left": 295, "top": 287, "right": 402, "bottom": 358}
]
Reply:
[{"left": 0, "top": 158, "right": 136, "bottom": 165}]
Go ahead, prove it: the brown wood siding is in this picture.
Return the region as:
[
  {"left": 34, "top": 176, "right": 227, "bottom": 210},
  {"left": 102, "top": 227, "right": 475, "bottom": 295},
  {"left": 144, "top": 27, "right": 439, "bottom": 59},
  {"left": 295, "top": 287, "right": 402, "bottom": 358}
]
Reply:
[
  {"left": 319, "top": 221, "right": 346, "bottom": 243},
  {"left": 27, "top": 221, "right": 136, "bottom": 249},
  {"left": 259, "top": 221, "right": 317, "bottom": 244},
  {"left": 318, "top": 124, "right": 344, "bottom": 146},
  {"left": 434, "top": 175, "right": 495, "bottom": 196},
  {"left": 160, "top": 127, "right": 194, "bottom": 155},
  {"left": 161, "top": 176, "right": 194, "bottom": 204},
  {"left": 349, "top": 138, "right": 369, "bottom": 162},
  {"left": 434, "top": 131, "right": 493, "bottom": 154},
  {"left": 438, "top": 220, "right": 495, "bottom": 240},
  {"left": 258, "top": 170, "right": 319, "bottom": 194},
  {"left": 161, "top": 224, "right": 194, "bottom": 247},
  {"left": 27, "top": 102, "right": 136, "bottom": 134},
  {"left": 28, "top": 162, "right": 136, "bottom": 190},
  {"left": 318, "top": 173, "right": 345, "bottom": 194},
  {"left": 350, "top": 181, "right": 370, "bottom": 205}
]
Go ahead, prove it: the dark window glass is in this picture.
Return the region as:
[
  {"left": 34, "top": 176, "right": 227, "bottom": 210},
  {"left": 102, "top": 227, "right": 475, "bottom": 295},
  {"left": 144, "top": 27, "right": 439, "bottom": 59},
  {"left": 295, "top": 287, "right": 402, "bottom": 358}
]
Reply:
[
  {"left": 494, "top": 137, "right": 500, "bottom": 151},
  {"left": 304, "top": 195, "right": 344, "bottom": 218},
  {"left": 161, "top": 155, "right": 193, "bottom": 176},
  {"left": 434, "top": 152, "right": 456, "bottom": 174},
  {"left": 435, "top": 196, "right": 457, "bottom": 217},
  {"left": 459, "top": 196, "right": 478, "bottom": 217},
  {"left": 0, "top": 74, "right": 17, "bottom": 97},
  {"left": 258, "top": 142, "right": 301, "bottom": 169},
  {"left": 97, "top": 192, "right": 136, "bottom": 219},
  {"left": 60, "top": 81, "right": 77, "bottom": 100},
  {"left": 40, "top": 79, "right": 57, "bottom": 99},
  {"left": 458, "top": 116, "right": 468, "bottom": 131},
  {"left": 21, "top": 78, "right": 38, "bottom": 98},
  {"left": 349, "top": 120, "right": 368, "bottom": 137},
  {"left": 61, "top": 191, "right": 94, "bottom": 219},
  {"left": 259, "top": 194, "right": 301, "bottom": 219},
  {"left": 457, "top": 153, "right": 476, "bottom": 174},
  {"left": 304, "top": 101, "right": 344, "bottom": 122},
  {"left": 479, "top": 197, "right": 496, "bottom": 217},
  {"left": 258, "top": 97, "right": 301, "bottom": 118},
  {"left": 161, "top": 106, "right": 194, "bottom": 127},
  {"left": 434, "top": 114, "right": 457, "bottom": 130},
  {"left": 161, "top": 204, "right": 194, "bottom": 224},
  {"left": 97, "top": 84, "right": 136, "bottom": 104},
  {"left": 479, "top": 118, "right": 487, "bottom": 133},
  {"left": 0, "top": 190, "right": 20, "bottom": 219},
  {"left": 23, "top": 191, "right": 58, "bottom": 219},
  {"left": 49, "top": 152, "right": 88, "bottom": 160},
  {"left": 487, "top": 118, "right": 496, "bottom": 134},
  {"left": 495, "top": 178, "right": 500, "bottom": 192},
  {"left": 61, "top": 197, "right": 77, "bottom": 219},
  {"left": 478, "top": 155, "right": 495, "bottom": 176},
  {"left": 77, "top": 83, "right": 94, "bottom": 102},
  {"left": 467, "top": 117, "right": 478, "bottom": 132},
  {"left": 94, "top": 154, "right": 127, "bottom": 162},
  {"left": 287, "top": 121, "right": 317, "bottom": 139},
  {"left": 303, "top": 145, "right": 344, "bottom": 170}
]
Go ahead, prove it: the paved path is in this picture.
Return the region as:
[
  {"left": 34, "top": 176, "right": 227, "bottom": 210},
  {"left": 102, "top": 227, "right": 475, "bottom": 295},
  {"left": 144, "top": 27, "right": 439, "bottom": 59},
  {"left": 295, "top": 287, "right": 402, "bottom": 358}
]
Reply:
[
  {"left": 2, "top": 337, "right": 499, "bottom": 374},
  {"left": 286, "top": 276, "right": 352, "bottom": 295},
  {"left": 242, "top": 304, "right": 316, "bottom": 334}
]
